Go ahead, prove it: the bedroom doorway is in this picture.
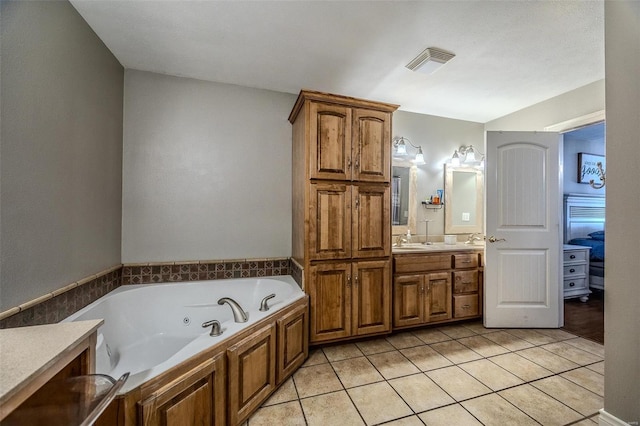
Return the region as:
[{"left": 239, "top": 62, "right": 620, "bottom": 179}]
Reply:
[{"left": 560, "top": 121, "right": 606, "bottom": 344}]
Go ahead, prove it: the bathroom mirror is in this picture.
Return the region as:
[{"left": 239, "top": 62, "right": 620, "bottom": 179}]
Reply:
[
  {"left": 444, "top": 165, "right": 484, "bottom": 234},
  {"left": 391, "top": 164, "right": 417, "bottom": 235}
]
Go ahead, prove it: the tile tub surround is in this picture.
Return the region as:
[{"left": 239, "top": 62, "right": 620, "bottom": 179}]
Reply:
[
  {"left": 246, "top": 321, "right": 604, "bottom": 426},
  {"left": 0, "top": 267, "right": 121, "bottom": 329},
  {"left": 121, "top": 258, "right": 291, "bottom": 284},
  {"left": 1, "top": 257, "right": 295, "bottom": 329}
]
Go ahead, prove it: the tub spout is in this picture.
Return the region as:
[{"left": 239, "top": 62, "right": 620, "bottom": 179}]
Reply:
[
  {"left": 202, "top": 319, "right": 223, "bottom": 336},
  {"left": 259, "top": 294, "right": 276, "bottom": 312},
  {"left": 217, "top": 297, "right": 248, "bottom": 323}
]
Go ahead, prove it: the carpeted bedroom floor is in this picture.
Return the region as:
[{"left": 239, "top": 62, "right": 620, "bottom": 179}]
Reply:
[{"left": 563, "top": 290, "right": 604, "bottom": 344}]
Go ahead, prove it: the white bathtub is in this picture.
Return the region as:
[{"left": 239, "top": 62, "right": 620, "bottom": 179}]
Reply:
[{"left": 63, "top": 275, "right": 304, "bottom": 393}]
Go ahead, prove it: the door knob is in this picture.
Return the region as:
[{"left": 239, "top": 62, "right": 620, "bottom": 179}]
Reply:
[{"left": 487, "top": 236, "right": 506, "bottom": 243}]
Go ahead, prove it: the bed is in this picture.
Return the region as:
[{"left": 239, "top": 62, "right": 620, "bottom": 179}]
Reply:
[{"left": 564, "top": 194, "right": 605, "bottom": 290}]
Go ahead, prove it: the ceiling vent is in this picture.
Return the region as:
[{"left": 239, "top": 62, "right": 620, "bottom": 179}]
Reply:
[{"left": 406, "top": 47, "right": 455, "bottom": 75}]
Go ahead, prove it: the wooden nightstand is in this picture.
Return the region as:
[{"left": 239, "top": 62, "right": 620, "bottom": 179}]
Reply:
[{"left": 563, "top": 244, "right": 591, "bottom": 302}]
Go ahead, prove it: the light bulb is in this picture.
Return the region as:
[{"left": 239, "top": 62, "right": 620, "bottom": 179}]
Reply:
[{"left": 451, "top": 150, "right": 460, "bottom": 166}]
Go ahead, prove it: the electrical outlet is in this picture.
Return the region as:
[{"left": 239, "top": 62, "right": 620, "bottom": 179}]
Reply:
[{"left": 462, "top": 212, "right": 470, "bottom": 221}]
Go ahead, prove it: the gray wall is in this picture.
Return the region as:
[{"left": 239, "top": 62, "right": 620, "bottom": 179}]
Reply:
[
  {"left": 122, "top": 70, "right": 295, "bottom": 263},
  {"left": 604, "top": 1, "right": 640, "bottom": 422},
  {"left": 392, "top": 111, "right": 485, "bottom": 238},
  {"left": 485, "top": 80, "right": 605, "bottom": 131},
  {"left": 0, "top": 1, "right": 124, "bottom": 311}
]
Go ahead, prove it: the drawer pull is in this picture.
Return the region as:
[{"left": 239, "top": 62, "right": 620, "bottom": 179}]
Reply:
[
  {"left": 569, "top": 282, "right": 575, "bottom": 287},
  {"left": 569, "top": 268, "right": 576, "bottom": 273},
  {"left": 462, "top": 304, "right": 471, "bottom": 309},
  {"left": 570, "top": 254, "right": 576, "bottom": 259}
]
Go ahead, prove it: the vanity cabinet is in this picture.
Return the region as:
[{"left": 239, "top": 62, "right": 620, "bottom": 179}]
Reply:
[
  {"left": 309, "top": 260, "right": 391, "bottom": 343},
  {"left": 393, "top": 272, "right": 452, "bottom": 327},
  {"left": 139, "top": 355, "right": 226, "bottom": 426},
  {"left": 290, "top": 90, "right": 398, "bottom": 344},
  {"left": 393, "top": 250, "right": 482, "bottom": 329}
]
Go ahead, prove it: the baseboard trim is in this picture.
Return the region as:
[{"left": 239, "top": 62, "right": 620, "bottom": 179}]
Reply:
[{"left": 599, "top": 408, "right": 633, "bottom": 426}]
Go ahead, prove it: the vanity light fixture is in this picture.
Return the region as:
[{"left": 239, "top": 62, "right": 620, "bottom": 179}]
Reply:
[
  {"left": 393, "top": 137, "right": 425, "bottom": 164},
  {"left": 450, "top": 145, "right": 484, "bottom": 168}
]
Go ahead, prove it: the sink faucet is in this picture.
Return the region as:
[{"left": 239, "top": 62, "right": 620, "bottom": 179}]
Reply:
[
  {"left": 218, "top": 297, "right": 248, "bottom": 323},
  {"left": 465, "top": 233, "right": 484, "bottom": 245},
  {"left": 394, "top": 234, "right": 407, "bottom": 247}
]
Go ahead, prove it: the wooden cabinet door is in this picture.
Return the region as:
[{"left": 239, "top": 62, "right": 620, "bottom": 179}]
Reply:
[
  {"left": 309, "top": 262, "right": 352, "bottom": 343},
  {"left": 352, "top": 260, "right": 391, "bottom": 336},
  {"left": 227, "top": 324, "right": 276, "bottom": 426},
  {"left": 277, "top": 303, "right": 309, "bottom": 384},
  {"left": 352, "top": 108, "right": 390, "bottom": 183},
  {"left": 352, "top": 184, "right": 390, "bottom": 258},
  {"left": 309, "top": 102, "right": 352, "bottom": 180},
  {"left": 425, "top": 272, "right": 452, "bottom": 323},
  {"left": 139, "top": 354, "right": 226, "bottom": 426},
  {"left": 393, "top": 274, "right": 425, "bottom": 327},
  {"left": 309, "top": 182, "right": 351, "bottom": 260}
]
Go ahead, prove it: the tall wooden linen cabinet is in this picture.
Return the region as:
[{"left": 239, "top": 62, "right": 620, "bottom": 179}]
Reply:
[{"left": 289, "top": 90, "right": 399, "bottom": 344}]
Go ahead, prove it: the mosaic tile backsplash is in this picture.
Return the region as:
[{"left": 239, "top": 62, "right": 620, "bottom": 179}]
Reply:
[
  {"left": 0, "top": 269, "right": 121, "bottom": 329},
  {"left": 0, "top": 258, "right": 297, "bottom": 329},
  {"left": 121, "top": 258, "right": 291, "bottom": 284}
]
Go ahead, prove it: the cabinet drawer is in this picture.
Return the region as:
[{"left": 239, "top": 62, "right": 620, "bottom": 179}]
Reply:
[
  {"left": 563, "top": 250, "right": 588, "bottom": 263},
  {"left": 453, "top": 270, "right": 478, "bottom": 293},
  {"left": 453, "top": 254, "right": 479, "bottom": 269},
  {"left": 453, "top": 294, "right": 479, "bottom": 318},
  {"left": 563, "top": 264, "right": 587, "bottom": 277},
  {"left": 564, "top": 278, "right": 588, "bottom": 291},
  {"left": 394, "top": 254, "right": 451, "bottom": 274}
]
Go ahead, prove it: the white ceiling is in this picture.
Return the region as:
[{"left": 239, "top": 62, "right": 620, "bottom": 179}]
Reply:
[{"left": 69, "top": 0, "right": 604, "bottom": 123}]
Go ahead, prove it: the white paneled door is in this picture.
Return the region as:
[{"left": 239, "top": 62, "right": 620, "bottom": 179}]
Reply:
[{"left": 485, "top": 131, "right": 563, "bottom": 328}]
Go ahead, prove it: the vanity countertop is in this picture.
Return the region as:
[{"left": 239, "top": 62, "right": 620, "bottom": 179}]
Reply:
[
  {"left": 392, "top": 242, "right": 484, "bottom": 254},
  {"left": 0, "top": 319, "right": 102, "bottom": 416}
]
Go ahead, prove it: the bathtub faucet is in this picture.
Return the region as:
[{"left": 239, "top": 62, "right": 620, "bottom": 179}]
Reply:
[
  {"left": 202, "top": 319, "right": 223, "bottom": 336},
  {"left": 218, "top": 297, "right": 248, "bottom": 323},
  {"left": 259, "top": 294, "right": 276, "bottom": 312}
]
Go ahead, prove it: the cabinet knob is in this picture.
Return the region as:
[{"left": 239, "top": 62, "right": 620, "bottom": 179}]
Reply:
[
  {"left": 570, "top": 268, "right": 576, "bottom": 273},
  {"left": 569, "top": 282, "right": 575, "bottom": 287},
  {"left": 570, "top": 254, "right": 576, "bottom": 259},
  {"left": 347, "top": 274, "right": 351, "bottom": 287}
]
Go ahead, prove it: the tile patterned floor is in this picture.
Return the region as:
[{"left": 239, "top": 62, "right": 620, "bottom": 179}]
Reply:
[{"left": 247, "top": 322, "right": 604, "bottom": 426}]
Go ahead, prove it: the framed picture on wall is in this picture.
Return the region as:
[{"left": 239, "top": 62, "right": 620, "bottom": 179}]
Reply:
[{"left": 578, "top": 153, "right": 605, "bottom": 184}]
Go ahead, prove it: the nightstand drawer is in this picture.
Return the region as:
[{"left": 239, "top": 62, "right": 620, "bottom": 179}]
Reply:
[
  {"left": 564, "top": 277, "right": 588, "bottom": 291},
  {"left": 563, "top": 264, "right": 587, "bottom": 276},
  {"left": 563, "top": 250, "right": 588, "bottom": 263}
]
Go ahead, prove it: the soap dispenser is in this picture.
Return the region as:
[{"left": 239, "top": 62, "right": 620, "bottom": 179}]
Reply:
[{"left": 406, "top": 230, "right": 412, "bottom": 244}]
